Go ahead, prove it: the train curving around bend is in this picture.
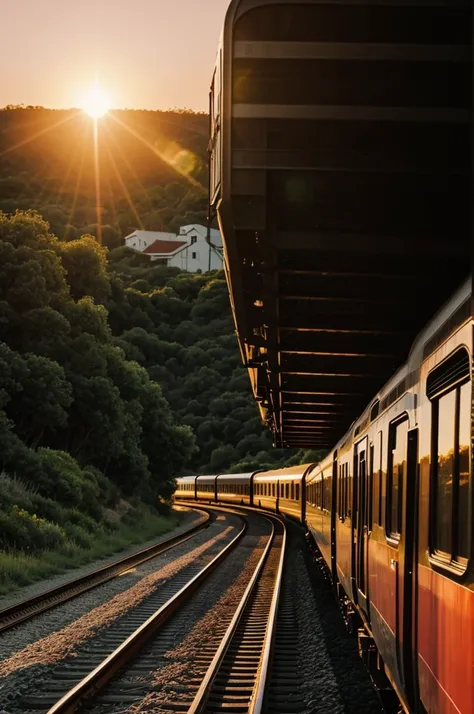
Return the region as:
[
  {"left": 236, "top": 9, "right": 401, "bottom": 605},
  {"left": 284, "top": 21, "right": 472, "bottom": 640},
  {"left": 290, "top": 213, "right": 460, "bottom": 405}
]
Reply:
[{"left": 176, "top": 280, "right": 473, "bottom": 714}]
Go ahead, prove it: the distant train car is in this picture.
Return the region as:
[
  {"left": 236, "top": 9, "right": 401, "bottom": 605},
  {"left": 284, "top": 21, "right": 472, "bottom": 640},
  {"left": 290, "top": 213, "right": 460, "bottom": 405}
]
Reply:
[
  {"left": 305, "top": 460, "right": 336, "bottom": 579},
  {"left": 254, "top": 465, "right": 310, "bottom": 522},
  {"left": 174, "top": 475, "right": 197, "bottom": 501},
  {"left": 216, "top": 472, "right": 257, "bottom": 506},
  {"left": 196, "top": 474, "right": 218, "bottom": 502}
]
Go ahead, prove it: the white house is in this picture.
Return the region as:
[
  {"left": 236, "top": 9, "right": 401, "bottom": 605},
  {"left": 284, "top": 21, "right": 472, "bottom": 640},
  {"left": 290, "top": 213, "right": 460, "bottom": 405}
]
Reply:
[
  {"left": 124, "top": 225, "right": 223, "bottom": 273},
  {"left": 124, "top": 230, "right": 176, "bottom": 252}
]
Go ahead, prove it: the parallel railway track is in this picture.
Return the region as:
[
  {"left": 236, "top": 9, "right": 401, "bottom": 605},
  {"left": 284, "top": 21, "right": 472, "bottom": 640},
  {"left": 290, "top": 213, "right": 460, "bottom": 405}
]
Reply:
[
  {"left": 0, "top": 508, "right": 210, "bottom": 635},
  {"left": 10, "top": 508, "right": 288, "bottom": 714}
]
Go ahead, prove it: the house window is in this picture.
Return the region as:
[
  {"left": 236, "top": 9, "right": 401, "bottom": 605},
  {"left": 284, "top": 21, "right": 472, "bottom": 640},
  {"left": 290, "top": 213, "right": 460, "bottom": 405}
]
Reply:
[
  {"left": 192, "top": 252, "right": 197, "bottom": 259},
  {"left": 191, "top": 236, "right": 197, "bottom": 244}
]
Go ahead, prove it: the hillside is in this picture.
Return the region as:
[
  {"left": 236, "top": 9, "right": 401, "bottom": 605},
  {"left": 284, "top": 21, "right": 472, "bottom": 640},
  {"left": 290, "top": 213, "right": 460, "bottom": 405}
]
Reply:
[
  {"left": 0, "top": 106, "right": 209, "bottom": 246},
  {"left": 0, "top": 108, "right": 325, "bottom": 591}
]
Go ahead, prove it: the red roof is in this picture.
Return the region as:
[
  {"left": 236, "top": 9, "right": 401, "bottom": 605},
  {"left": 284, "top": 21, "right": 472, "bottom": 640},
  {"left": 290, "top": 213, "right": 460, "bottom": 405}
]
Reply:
[{"left": 143, "top": 240, "right": 186, "bottom": 255}]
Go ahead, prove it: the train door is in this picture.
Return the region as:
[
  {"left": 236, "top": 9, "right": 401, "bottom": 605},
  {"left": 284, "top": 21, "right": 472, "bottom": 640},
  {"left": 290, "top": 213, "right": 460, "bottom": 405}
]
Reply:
[
  {"left": 330, "top": 453, "right": 338, "bottom": 582},
  {"left": 386, "top": 415, "right": 418, "bottom": 708},
  {"left": 396, "top": 427, "right": 418, "bottom": 709},
  {"left": 354, "top": 438, "right": 370, "bottom": 617}
]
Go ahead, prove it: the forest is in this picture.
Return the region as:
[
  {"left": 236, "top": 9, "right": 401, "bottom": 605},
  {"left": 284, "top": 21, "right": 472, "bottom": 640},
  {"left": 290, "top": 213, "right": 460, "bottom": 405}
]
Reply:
[
  {"left": 0, "top": 108, "right": 324, "bottom": 590},
  {"left": 0, "top": 106, "right": 209, "bottom": 246}
]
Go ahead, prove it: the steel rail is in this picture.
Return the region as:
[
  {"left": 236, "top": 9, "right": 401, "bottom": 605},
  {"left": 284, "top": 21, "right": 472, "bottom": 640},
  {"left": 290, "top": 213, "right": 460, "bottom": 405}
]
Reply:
[
  {"left": 0, "top": 507, "right": 210, "bottom": 634},
  {"left": 249, "top": 516, "right": 287, "bottom": 714},
  {"left": 186, "top": 514, "right": 286, "bottom": 714},
  {"left": 45, "top": 516, "right": 248, "bottom": 714}
]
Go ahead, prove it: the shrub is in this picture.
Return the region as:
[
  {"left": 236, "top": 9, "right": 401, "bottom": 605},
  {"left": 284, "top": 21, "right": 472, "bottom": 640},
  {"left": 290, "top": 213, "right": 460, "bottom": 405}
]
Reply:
[
  {"left": 28, "top": 493, "right": 68, "bottom": 525},
  {"left": 62, "top": 523, "right": 93, "bottom": 548},
  {"left": 0, "top": 505, "right": 66, "bottom": 552},
  {"left": 67, "top": 508, "right": 100, "bottom": 533}
]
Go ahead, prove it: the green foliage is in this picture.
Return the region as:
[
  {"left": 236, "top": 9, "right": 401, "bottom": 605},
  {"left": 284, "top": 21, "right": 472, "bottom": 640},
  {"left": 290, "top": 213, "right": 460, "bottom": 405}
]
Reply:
[
  {"left": 0, "top": 468, "right": 177, "bottom": 594},
  {"left": 105, "top": 254, "right": 303, "bottom": 474},
  {"left": 0, "top": 109, "right": 319, "bottom": 588},
  {"left": 0, "top": 211, "right": 196, "bottom": 512}
]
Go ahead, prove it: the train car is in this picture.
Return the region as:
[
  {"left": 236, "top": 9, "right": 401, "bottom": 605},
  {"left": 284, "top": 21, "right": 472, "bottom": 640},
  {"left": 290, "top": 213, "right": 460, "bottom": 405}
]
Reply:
[
  {"left": 174, "top": 278, "right": 472, "bottom": 713},
  {"left": 216, "top": 472, "right": 257, "bottom": 506},
  {"left": 253, "top": 465, "right": 309, "bottom": 522},
  {"left": 305, "top": 279, "right": 473, "bottom": 714},
  {"left": 195, "top": 474, "right": 218, "bottom": 502},
  {"left": 305, "top": 459, "right": 336, "bottom": 579},
  {"left": 174, "top": 475, "right": 197, "bottom": 501}
]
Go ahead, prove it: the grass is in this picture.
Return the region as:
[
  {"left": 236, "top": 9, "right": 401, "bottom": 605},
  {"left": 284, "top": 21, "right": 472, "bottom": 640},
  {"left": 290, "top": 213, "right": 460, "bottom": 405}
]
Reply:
[{"left": 0, "top": 509, "right": 178, "bottom": 597}]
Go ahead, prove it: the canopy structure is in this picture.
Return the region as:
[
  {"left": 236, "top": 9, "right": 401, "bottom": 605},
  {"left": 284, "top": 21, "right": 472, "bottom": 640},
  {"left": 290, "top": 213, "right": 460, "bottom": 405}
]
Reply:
[{"left": 210, "top": 0, "right": 472, "bottom": 448}]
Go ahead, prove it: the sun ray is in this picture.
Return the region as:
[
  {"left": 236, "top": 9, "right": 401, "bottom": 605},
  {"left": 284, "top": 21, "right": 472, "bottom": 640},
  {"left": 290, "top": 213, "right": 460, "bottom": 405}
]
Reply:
[
  {"left": 102, "top": 135, "right": 144, "bottom": 231},
  {"left": 67, "top": 131, "right": 87, "bottom": 234},
  {"left": 0, "top": 111, "right": 78, "bottom": 158},
  {"left": 93, "top": 120, "right": 102, "bottom": 243},
  {"left": 103, "top": 122, "right": 153, "bottom": 214},
  {"left": 54, "top": 122, "right": 88, "bottom": 207}
]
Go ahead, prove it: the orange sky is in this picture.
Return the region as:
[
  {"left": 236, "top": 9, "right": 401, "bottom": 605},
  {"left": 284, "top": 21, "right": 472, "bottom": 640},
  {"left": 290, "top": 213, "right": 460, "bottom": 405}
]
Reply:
[{"left": 1, "top": 0, "right": 229, "bottom": 111}]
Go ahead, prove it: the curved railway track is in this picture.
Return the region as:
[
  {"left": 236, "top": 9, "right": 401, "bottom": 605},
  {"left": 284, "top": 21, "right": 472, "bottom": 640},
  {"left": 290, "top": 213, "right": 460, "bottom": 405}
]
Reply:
[
  {"left": 186, "top": 515, "right": 285, "bottom": 714},
  {"left": 0, "top": 507, "right": 210, "bottom": 635},
  {"left": 12, "top": 509, "right": 287, "bottom": 714}
]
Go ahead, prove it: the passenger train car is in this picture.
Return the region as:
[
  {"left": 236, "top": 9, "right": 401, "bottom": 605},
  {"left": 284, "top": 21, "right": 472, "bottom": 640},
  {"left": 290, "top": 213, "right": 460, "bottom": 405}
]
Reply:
[{"left": 175, "top": 280, "right": 473, "bottom": 714}]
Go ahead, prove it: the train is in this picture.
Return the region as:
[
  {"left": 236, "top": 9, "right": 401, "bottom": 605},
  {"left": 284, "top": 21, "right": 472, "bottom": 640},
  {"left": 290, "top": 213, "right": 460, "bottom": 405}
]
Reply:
[{"left": 176, "top": 278, "right": 473, "bottom": 714}]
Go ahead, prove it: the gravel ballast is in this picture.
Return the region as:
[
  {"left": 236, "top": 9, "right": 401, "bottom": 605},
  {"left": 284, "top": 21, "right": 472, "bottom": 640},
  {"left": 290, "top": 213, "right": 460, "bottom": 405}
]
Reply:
[
  {"left": 276, "top": 519, "right": 384, "bottom": 714},
  {"left": 0, "top": 512, "right": 262, "bottom": 714},
  {"left": 0, "top": 511, "right": 239, "bottom": 675},
  {"left": 91, "top": 515, "right": 273, "bottom": 714}
]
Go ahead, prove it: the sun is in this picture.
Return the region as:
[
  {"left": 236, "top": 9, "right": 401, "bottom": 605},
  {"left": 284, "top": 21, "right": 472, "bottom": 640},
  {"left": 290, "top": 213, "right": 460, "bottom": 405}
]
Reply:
[{"left": 81, "top": 85, "right": 110, "bottom": 119}]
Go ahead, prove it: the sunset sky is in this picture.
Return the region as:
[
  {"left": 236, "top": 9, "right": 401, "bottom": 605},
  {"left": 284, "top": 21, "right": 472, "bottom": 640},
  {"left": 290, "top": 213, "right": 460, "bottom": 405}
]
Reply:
[{"left": 1, "top": 0, "right": 229, "bottom": 111}]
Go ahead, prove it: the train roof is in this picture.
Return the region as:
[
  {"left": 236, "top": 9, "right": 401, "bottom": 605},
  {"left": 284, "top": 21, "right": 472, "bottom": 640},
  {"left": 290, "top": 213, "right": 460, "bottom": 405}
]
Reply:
[
  {"left": 217, "top": 472, "right": 257, "bottom": 483},
  {"left": 176, "top": 475, "right": 197, "bottom": 483},
  {"left": 254, "top": 464, "right": 312, "bottom": 482},
  {"left": 196, "top": 474, "right": 218, "bottom": 484},
  {"left": 315, "top": 278, "right": 473, "bottom": 473}
]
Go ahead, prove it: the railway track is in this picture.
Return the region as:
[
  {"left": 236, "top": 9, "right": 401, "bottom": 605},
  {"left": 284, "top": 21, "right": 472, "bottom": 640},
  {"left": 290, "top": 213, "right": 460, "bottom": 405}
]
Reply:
[
  {"left": 186, "top": 516, "right": 285, "bottom": 714},
  {"left": 12, "top": 510, "right": 287, "bottom": 714},
  {"left": 0, "top": 507, "right": 210, "bottom": 635}
]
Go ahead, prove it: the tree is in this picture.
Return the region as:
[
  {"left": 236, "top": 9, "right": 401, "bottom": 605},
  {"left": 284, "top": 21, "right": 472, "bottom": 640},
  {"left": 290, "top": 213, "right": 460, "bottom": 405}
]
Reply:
[{"left": 60, "top": 235, "right": 111, "bottom": 303}]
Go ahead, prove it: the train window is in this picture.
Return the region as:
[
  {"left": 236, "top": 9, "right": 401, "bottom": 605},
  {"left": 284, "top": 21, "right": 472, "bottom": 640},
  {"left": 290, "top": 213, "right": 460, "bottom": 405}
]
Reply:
[
  {"left": 323, "top": 470, "right": 332, "bottom": 513},
  {"left": 338, "top": 465, "right": 343, "bottom": 518},
  {"left": 387, "top": 417, "right": 409, "bottom": 540},
  {"left": 347, "top": 463, "right": 352, "bottom": 517},
  {"left": 290, "top": 482, "right": 294, "bottom": 500},
  {"left": 295, "top": 483, "right": 300, "bottom": 501},
  {"left": 377, "top": 431, "right": 383, "bottom": 526},
  {"left": 369, "top": 444, "right": 374, "bottom": 530},
  {"left": 272, "top": 483, "right": 275, "bottom": 497},
  {"left": 430, "top": 377, "right": 471, "bottom": 563},
  {"left": 284, "top": 483, "right": 289, "bottom": 499}
]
